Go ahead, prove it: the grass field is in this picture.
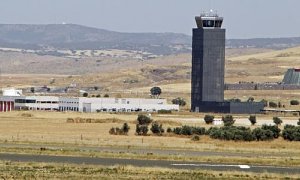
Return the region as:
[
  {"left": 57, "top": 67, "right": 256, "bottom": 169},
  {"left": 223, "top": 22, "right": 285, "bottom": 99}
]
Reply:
[
  {"left": 2, "top": 161, "right": 298, "bottom": 180},
  {"left": 0, "top": 111, "right": 299, "bottom": 155}
]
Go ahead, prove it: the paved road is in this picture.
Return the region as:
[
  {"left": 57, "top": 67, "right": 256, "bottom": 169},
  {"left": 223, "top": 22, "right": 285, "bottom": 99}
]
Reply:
[
  {"left": 0, "top": 143, "right": 295, "bottom": 158},
  {"left": 0, "top": 153, "right": 299, "bottom": 174}
]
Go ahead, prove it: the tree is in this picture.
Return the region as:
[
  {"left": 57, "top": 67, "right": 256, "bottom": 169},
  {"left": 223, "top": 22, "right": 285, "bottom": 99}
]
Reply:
[
  {"left": 137, "top": 114, "right": 152, "bottom": 125},
  {"left": 136, "top": 124, "right": 148, "bottom": 136},
  {"left": 104, "top": 94, "right": 109, "bottom": 98},
  {"left": 96, "top": 94, "right": 101, "bottom": 98},
  {"left": 121, "top": 123, "right": 130, "bottom": 135},
  {"left": 222, "top": 115, "right": 235, "bottom": 126},
  {"left": 172, "top": 97, "right": 186, "bottom": 106},
  {"left": 273, "top": 117, "right": 283, "bottom": 126},
  {"left": 150, "top": 87, "right": 162, "bottom": 98},
  {"left": 247, "top": 97, "right": 254, "bottom": 102},
  {"left": 290, "top": 100, "right": 300, "bottom": 106},
  {"left": 30, "top": 87, "right": 35, "bottom": 93},
  {"left": 150, "top": 121, "right": 164, "bottom": 135},
  {"left": 298, "top": 118, "right": 300, "bottom": 126},
  {"left": 249, "top": 115, "right": 257, "bottom": 126},
  {"left": 269, "top": 101, "right": 278, "bottom": 108},
  {"left": 83, "top": 92, "right": 88, "bottom": 97},
  {"left": 204, "top": 115, "right": 214, "bottom": 124},
  {"left": 136, "top": 114, "right": 152, "bottom": 136}
]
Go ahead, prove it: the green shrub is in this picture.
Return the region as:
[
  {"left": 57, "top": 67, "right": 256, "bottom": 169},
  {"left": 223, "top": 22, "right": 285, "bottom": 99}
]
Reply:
[
  {"left": 137, "top": 114, "right": 152, "bottom": 125},
  {"left": 269, "top": 101, "right": 277, "bottom": 108},
  {"left": 157, "top": 110, "right": 172, "bottom": 114},
  {"left": 222, "top": 115, "right": 235, "bottom": 126},
  {"left": 290, "top": 100, "right": 300, "bottom": 106},
  {"left": 298, "top": 119, "right": 300, "bottom": 126},
  {"left": 273, "top": 117, "right": 283, "bottom": 126},
  {"left": 252, "top": 128, "right": 274, "bottom": 141},
  {"left": 249, "top": 115, "right": 257, "bottom": 125},
  {"left": 172, "top": 97, "right": 186, "bottom": 106},
  {"left": 261, "top": 124, "right": 281, "bottom": 138},
  {"left": 180, "top": 125, "right": 193, "bottom": 136},
  {"left": 191, "top": 135, "right": 200, "bottom": 141},
  {"left": 192, "top": 127, "right": 206, "bottom": 135},
  {"left": 204, "top": 115, "right": 214, "bottom": 124},
  {"left": 282, "top": 125, "right": 300, "bottom": 141},
  {"left": 167, "top": 127, "right": 172, "bottom": 133},
  {"left": 121, "top": 123, "right": 130, "bottom": 135},
  {"left": 136, "top": 124, "right": 148, "bottom": 136},
  {"left": 208, "top": 126, "right": 254, "bottom": 141},
  {"left": 150, "top": 121, "right": 164, "bottom": 135},
  {"left": 109, "top": 127, "right": 116, "bottom": 135}
]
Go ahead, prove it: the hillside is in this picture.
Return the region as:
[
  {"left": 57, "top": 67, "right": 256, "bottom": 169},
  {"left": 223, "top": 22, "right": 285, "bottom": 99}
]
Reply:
[
  {"left": 0, "top": 24, "right": 191, "bottom": 55},
  {"left": 0, "top": 24, "right": 300, "bottom": 57}
]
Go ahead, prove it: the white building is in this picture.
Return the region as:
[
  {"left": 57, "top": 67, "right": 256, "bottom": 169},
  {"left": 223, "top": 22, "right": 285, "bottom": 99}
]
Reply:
[
  {"left": 14, "top": 96, "right": 59, "bottom": 111},
  {"left": 0, "top": 95, "right": 179, "bottom": 113},
  {"left": 59, "top": 97, "right": 179, "bottom": 113}
]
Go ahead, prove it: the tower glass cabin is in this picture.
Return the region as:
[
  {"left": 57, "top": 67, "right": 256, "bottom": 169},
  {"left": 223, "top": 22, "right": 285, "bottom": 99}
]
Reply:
[{"left": 191, "top": 11, "right": 226, "bottom": 112}]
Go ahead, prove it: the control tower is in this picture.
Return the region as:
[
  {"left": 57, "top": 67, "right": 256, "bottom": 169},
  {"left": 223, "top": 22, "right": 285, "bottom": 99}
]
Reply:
[
  {"left": 191, "top": 10, "right": 225, "bottom": 112},
  {"left": 191, "top": 11, "right": 264, "bottom": 114}
]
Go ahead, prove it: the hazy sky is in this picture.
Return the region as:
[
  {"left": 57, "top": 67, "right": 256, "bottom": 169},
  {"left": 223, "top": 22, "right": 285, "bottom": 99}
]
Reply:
[{"left": 0, "top": 0, "right": 299, "bottom": 39}]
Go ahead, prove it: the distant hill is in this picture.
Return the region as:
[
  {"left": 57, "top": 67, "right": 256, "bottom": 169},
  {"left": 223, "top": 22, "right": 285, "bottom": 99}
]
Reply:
[
  {"left": 0, "top": 24, "right": 191, "bottom": 55},
  {"left": 227, "top": 37, "right": 300, "bottom": 49},
  {"left": 0, "top": 24, "right": 299, "bottom": 56}
]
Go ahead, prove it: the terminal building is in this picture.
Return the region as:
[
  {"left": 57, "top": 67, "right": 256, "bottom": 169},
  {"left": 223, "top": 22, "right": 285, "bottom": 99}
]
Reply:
[
  {"left": 191, "top": 11, "right": 264, "bottom": 114},
  {"left": 0, "top": 90, "right": 179, "bottom": 113}
]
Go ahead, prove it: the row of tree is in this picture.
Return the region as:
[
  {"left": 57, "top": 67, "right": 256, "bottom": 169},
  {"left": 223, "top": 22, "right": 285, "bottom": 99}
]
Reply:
[
  {"left": 204, "top": 114, "right": 290, "bottom": 126},
  {"left": 109, "top": 114, "right": 300, "bottom": 141}
]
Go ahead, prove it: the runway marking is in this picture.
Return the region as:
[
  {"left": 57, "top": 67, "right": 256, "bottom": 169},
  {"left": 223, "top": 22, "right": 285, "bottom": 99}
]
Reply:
[{"left": 171, "top": 163, "right": 251, "bottom": 169}]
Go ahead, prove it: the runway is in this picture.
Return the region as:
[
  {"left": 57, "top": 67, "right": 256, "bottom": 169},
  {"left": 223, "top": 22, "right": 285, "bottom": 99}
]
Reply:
[{"left": 0, "top": 153, "right": 299, "bottom": 174}]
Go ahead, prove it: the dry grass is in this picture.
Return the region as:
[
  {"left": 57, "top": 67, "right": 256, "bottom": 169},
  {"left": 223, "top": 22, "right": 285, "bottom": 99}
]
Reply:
[
  {"left": 0, "top": 111, "right": 300, "bottom": 156},
  {"left": 0, "top": 161, "right": 298, "bottom": 179}
]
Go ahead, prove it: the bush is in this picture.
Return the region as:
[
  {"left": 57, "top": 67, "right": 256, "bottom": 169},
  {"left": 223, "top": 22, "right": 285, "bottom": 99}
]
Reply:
[
  {"left": 121, "top": 123, "right": 130, "bottom": 135},
  {"left": 109, "top": 123, "right": 130, "bottom": 135},
  {"left": 173, "top": 127, "right": 182, "bottom": 135},
  {"left": 247, "top": 97, "right": 254, "bottom": 102},
  {"left": 298, "top": 119, "right": 300, "bottom": 126},
  {"left": 83, "top": 92, "right": 88, "bottom": 97},
  {"left": 282, "top": 125, "right": 300, "bottom": 141},
  {"left": 136, "top": 124, "right": 149, "bottom": 136},
  {"left": 252, "top": 128, "right": 274, "bottom": 141},
  {"left": 167, "top": 127, "right": 172, "bottom": 133},
  {"left": 137, "top": 114, "right": 152, "bottom": 125},
  {"left": 109, "top": 127, "right": 116, "bottom": 135},
  {"left": 192, "top": 127, "right": 206, "bottom": 135},
  {"left": 222, "top": 115, "right": 235, "bottom": 126},
  {"left": 191, "top": 135, "right": 200, "bottom": 141},
  {"left": 172, "top": 126, "right": 205, "bottom": 136},
  {"left": 180, "top": 125, "right": 193, "bottom": 136},
  {"left": 273, "top": 117, "right": 283, "bottom": 126},
  {"left": 204, "top": 115, "right": 214, "bottom": 124},
  {"left": 150, "top": 121, "right": 164, "bottom": 135},
  {"left": 104, "top": 94, "right": 109, "bottom": 98},
  {"left": 261, "top": 124, "right": 281, "bottom": 138},
  {"left": 290, "top": 100, "right": 300, "bottom": 106},
  {"left": 269, "top": 101, "right": 278, "bottom": 108},
  {"left": 208, "top": 126, "right": 254, "bottom": 141},
  {"left": 249, "top": 115, "right": 257, "bottom": 125},
  {"left": 172, "top": 97, "right": 186, "bottom": 106},
  {"left": 157, "top": 110, "right": 172, "bottom": 114}
]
